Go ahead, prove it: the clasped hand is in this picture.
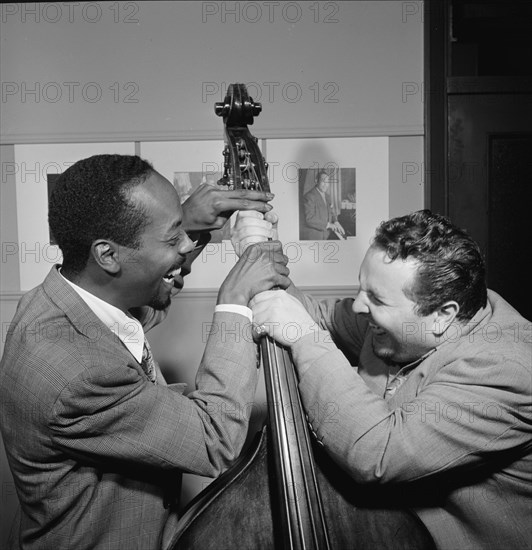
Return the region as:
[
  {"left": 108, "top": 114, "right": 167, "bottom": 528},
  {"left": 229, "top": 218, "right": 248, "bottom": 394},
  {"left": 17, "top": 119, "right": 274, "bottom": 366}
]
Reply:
[
  {"left": 230, "top": 210, "right": 279, "bottom": 256},
  {"left": 218, "top": 241, "right": 290, "bottom": 307},
  {"left": 181, "top": 183, "right": 274, "bottom": 233},
  {"left": 219, "top": 209, "right": 286, "bottom": 306},
  {"left": 228, "top": 210, "right": 314, "bottom": 346},
  {"left": 251, "top": 290, "right": 316, "bottom": 347}
]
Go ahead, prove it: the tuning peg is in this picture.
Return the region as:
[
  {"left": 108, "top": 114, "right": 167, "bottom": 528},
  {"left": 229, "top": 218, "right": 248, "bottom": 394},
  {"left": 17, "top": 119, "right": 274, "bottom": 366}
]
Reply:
[{"left": 215, "top": 101, "right": 230, "bottom": 117}]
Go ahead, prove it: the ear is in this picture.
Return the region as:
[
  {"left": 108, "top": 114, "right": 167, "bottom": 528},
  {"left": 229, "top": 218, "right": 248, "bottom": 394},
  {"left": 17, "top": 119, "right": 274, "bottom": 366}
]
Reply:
[
  {"left": 430, "top": 301, "right": 460, "bottom": 336},
  {"left": 91, "top": 240, "right": 121, "bottom": 274}
]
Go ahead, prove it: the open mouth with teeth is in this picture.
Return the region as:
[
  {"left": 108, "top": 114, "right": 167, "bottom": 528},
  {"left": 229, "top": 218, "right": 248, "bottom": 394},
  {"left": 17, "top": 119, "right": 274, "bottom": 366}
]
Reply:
[{"left": 162, "top": 267, "right": 182, "bottom": 285}]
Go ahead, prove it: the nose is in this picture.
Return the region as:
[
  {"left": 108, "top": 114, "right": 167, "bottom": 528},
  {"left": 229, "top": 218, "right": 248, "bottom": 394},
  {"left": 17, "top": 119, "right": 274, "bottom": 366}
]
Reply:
[
  {"left": 179, "top": 233, "right": 195, "bottom": 255},
  {"left": 352, "top": 291, "right": 369, "bottom": 314}
]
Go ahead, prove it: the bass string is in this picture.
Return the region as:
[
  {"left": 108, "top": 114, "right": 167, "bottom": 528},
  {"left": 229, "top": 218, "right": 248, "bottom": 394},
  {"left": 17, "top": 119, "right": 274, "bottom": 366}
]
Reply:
[{"left": 269, "top": 337, "right": 331, "bottom": 549}]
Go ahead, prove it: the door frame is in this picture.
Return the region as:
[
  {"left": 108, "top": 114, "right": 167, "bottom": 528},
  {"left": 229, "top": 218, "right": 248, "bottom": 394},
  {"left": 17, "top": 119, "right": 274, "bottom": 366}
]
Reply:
[
  {"left": 424, "top": 0, "right": 450, "bottom": 214},
  {"left": 424, "top": 0, "right": 532, "bottom": 214}
]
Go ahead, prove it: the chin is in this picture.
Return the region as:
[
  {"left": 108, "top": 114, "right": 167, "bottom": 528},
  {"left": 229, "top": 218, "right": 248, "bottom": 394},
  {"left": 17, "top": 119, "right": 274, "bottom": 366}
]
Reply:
[
  {"left": 375, "top": 343, "right": 422, "bottom": 366},
  {"left": 149, "top": 296, "right": 172, "bottom": 311},
  {"left": 372, "top": 341, "right": 408, "bottom": 365},
  {"left": 372, "top": 335, "right": 394, "bottom": 360},
  {"left": 373, "top": 347, "right": 396, "bottom": 363}
]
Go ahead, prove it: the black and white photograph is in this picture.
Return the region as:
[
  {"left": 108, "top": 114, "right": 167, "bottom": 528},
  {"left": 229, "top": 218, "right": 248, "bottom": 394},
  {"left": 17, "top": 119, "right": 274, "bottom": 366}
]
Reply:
[
  {"left": 1, "top": 2, "right": 530, "bottom": 549},
  {"left": 299, "top": 167, "right": 356, "bottom": 241}
]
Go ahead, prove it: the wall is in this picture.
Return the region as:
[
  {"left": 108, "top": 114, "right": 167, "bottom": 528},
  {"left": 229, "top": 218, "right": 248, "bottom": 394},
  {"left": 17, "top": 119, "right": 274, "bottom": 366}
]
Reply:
[
  {"left": 1, "top": 1, "right": 424, "bottom": 143},
  {"left": 0, "top": 1, "right": 424, "bottom": 545}
]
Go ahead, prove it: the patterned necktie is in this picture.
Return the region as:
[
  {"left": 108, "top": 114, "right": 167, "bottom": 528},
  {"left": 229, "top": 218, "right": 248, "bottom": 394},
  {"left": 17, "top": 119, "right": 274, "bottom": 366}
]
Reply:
[{"left": 141, "top": 338, "right": 157, "bottom": 384}]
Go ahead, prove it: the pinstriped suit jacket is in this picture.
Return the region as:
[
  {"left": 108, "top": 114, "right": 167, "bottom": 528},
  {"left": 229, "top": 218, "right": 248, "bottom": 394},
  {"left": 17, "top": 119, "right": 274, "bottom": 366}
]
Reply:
[{"left": 0, "top": 266, "right": 258, "bottom": 550}]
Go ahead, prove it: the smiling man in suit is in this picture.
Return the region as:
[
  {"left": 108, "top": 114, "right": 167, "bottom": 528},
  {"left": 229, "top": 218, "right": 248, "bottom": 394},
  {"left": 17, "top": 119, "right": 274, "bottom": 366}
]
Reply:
[{"left": 0, "top": 154, "right": 290, "bottom": 550}]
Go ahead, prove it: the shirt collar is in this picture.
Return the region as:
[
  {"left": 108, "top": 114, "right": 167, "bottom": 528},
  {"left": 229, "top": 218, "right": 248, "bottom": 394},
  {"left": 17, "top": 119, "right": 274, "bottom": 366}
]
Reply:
[
  {"left": 393, "top": 347, "right": 436, "bottom": 375},
  {"left": 60, "top": 271, "right": 144, "bottom": 363}
]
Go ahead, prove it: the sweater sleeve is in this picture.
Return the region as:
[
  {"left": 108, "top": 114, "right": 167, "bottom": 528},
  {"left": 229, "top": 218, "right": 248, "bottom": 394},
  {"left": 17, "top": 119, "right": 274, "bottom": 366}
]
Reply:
[{"left": 291, "top": 332, "right": 531, "bottom": 484}]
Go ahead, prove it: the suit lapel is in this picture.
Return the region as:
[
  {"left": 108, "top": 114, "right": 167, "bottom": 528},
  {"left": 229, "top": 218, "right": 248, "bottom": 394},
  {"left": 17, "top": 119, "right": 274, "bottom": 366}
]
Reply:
[{"left": 42, "top": 266, "right": 139, "bottom": 367}]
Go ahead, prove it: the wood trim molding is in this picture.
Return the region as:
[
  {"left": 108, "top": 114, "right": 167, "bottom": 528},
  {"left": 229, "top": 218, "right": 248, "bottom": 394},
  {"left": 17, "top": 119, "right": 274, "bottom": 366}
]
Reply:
[
  {"left": 0, "top": 126, "right": 423, "bottom": 146},
  {"left": 0, "top": 291, "right": 25, "bottom": 302}
]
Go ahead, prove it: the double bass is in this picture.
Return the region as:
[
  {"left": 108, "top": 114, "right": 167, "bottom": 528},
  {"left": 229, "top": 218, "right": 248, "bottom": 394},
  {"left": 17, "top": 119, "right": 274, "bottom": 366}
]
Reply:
[{"left": 168, "top": 84, "right": 435, "bottom": 550}]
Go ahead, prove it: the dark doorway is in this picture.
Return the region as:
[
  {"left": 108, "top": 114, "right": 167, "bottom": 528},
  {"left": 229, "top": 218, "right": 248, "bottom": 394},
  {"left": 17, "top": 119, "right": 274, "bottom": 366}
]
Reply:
[{"left": 425, "top": 0, "right": 532, "bottom": 319}]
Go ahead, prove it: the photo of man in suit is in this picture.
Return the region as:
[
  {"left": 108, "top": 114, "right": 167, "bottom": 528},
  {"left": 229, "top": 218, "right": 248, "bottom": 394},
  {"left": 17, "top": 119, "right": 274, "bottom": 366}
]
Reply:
[
  {"left": 0, "top": 154, "right": 289, "bottom": 550},
  {"left": 301, "top": 171, "right": 346, "bottom": 240}
]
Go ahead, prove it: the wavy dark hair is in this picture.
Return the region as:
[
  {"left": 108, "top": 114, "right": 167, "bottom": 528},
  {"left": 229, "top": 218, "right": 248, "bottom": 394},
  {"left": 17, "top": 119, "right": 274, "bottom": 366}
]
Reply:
[
  {"left": 373, "top": 210, "right": 487, "bottom": 322},
  {"left": 49, "top": 154, "right": 154, "bottom": 274}
]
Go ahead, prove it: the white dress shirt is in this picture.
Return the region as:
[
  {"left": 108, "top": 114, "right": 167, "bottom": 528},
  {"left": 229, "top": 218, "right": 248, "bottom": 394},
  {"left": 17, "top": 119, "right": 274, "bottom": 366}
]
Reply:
[{"left": 60, "top": 272, "right": 145, "bottom": 363}]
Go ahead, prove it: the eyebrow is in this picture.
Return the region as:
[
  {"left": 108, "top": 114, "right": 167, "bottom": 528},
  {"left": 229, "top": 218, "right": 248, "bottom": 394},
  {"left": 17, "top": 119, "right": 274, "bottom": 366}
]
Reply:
[
  {"left": 366, "top": 286, "right": 387, "bottom": 303},
  {"left": 163, "top": 218, "right": 183, "bottom": 238}
]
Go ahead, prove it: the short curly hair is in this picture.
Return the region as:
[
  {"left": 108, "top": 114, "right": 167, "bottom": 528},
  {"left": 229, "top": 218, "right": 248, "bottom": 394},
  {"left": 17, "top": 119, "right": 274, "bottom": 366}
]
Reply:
[
  {"left": 49, "top": 154, "right": 154, "bottom": 274},
  {"left": 373, "top": 210, "right": 487, "bottom": 322}
]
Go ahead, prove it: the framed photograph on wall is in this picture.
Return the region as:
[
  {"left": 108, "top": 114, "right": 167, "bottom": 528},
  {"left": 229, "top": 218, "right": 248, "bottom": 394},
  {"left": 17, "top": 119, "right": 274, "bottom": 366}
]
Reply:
[
  {"left": 299, "top": 167, "right": 356, "bottom": 241},
  {"left": 265, "top": 137, "right": 388, "bottom": 287}
]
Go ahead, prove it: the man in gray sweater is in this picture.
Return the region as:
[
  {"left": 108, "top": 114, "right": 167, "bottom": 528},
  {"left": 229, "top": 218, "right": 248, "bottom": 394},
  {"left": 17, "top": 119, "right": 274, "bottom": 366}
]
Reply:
[{"left": 247, "top": 209, "right": 531, "bottom": 550}]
